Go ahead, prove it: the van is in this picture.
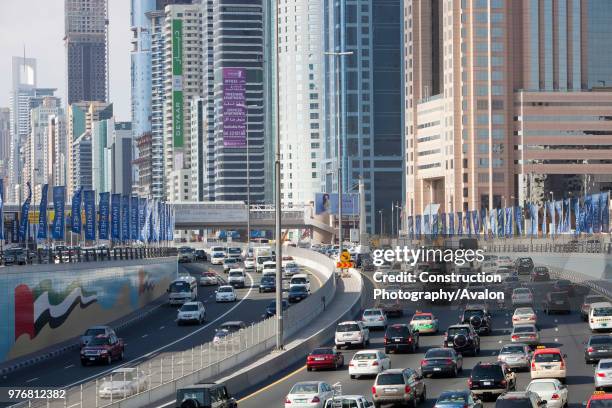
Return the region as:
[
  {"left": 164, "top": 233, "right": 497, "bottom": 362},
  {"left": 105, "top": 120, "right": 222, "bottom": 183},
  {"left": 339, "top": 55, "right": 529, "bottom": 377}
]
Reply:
[
  {"left": 256, "top": 255, "right": 274, "bottom": 273},
  {"left": 227, "top": 246, "right": 242, "bottom": 260},
  {"left": 262, "top": 261, "right": 277, "bottom": 276},
  {"left": 590, "top": 302, "right": 612, "bottom": 331},
  {"left": 290, "top": 274, "right": 311, "bottom": 292},
  {"left": 168, "top": 275, "right": 198, "bottom": 305}
]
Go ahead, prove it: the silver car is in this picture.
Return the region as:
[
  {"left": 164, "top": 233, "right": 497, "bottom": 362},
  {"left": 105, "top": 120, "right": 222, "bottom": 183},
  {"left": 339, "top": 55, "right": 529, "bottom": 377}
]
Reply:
[
  {"left": 498, "top": 343, "right": 532, "bottom": 370},
  {"left": 511, "top": 324, "right": 540, "bottom": 346},
  {"left": 595, "top": 359, "right": 612, "bottom": 390}
]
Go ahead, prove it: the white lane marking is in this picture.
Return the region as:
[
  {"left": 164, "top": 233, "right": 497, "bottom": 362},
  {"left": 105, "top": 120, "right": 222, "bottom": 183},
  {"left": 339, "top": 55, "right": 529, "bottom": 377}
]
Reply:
[
  {"left": 63, "top": 272, "right": 255, "bottom": 389},
  {"left": 142, "top": 334, "right": 148, "bottom": 338},
  {"left": 554, "top": 338, "right": 559, "bottom": 342},
  {"left": 555, "top": 327, "right": 559, "bottom": 332},
  {"left": 159, "top": 326, "right": 165, "bottom": 330},
  {"left": 25, "top": 377, "right": 39, "bottom": 383},
  {"left": 64, "top": 364, "right": 75, "bottom": 369},
  {"left": 498, "top": 340, "right": 503, "bottom": 344},
  {"left": 67, "top": 403, "right": 81, "bottom": 408}
]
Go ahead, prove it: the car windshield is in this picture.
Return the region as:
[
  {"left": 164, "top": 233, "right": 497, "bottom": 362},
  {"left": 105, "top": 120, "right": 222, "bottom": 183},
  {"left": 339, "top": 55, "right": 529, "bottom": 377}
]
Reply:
[
  {"left": 229, "top": 248, "right": 241, "bottom": 254},
  {"left": 180, "top": 304, "right": 198, "bottom": 312},
  {"left": 286, "top": 263, "right": 298, "bottom": 268},
  {"left": 437, "top": 393, "right": 467, "bottom": 404},
  {"left": 261, "top": 277, "right": 274, "bottom": 283},
  {"left": 550, "top": 293, "right": 566, "bottom": 300},
  {"left": 447, "top": 327, "right": 469, "bottom": 336},
  {"left": 290, "top": 286, "right": 307, "bottom": 293},
  {"left": 464, "top": 310, "right": 484, "bottom": 318},
  {"left": 515, "top": 308, "right": 534, "bottom": 315},
  {"left": 590, "top": 337, "right": 612, "bottom": 345},
  {"left": 425, "top": 349, "right": 452, "bottom": 358},
  {"left": 412, "top": 315, "right": 432, "bottom": 321},
  {"left": 229, "top": 272, "right": 243, "bottom": 277},
  {"left": 176, "top": 390, "right": 207, "bottom": 405},
  {"left": 505, "top": 277, "right": 519, "bottom": 283},
  {"left": 225, "top": 259, "right": 237, "bottom": 264},
  {"left": 312, "top": 348, "right": 333, "bottom": 355},
  {"left": 290, "top": 383, "right": 319, "bottom": 394},
  {"left": 513, "top": 326, "right": 536, "bottom": 333},
  {"left": 354, "top": 352, "right": 377, "bottom": 360},
  {"left": 600, "top": 362, "right": 612, "bottom": 369},
  {"left": 495, "top": 398, "right": 532, "bottom": 408},
  {"left": 292, "top": 278, "right": 307, "bottom": 284},
  {"left": 471, "top": 365, "right": 503, "bottom": 380},
  {"left": 220, "top": 324, "right": 242, "bottom": 332},
  {"left": 514, "top": 289, "right": 530, "bottom": 294},
  {"left": 112, "top": 371, "right": 135, "bottom": 381},
  {"left": 337, "top": 324, "right": 360, "bottom": 332},
  {"left": 587, "top": 296, "right": 607, "bottom": 304},
  {"left": 169, "top": 282, "right": 190, "bottom": 293},
  {"left": 589, "top": 401, "right": 612, "bottom": 408},
  {"left": 218, "top": 287, "right": 233, "bottom": 293},
  {"left": 84, "top": 328, "right": 105, "bottom": 336},
  {"left": 501, "top": 345, "right": 526, "bottom": 354},
  {"left": 179, "top": 248, "right": 191, "bottom": 253},
  {"left": 534, "top": 353, "right": 562, "bottom": 363},
  {"left": 364, "top": 310, "right": 382, "bottom": 316},
  {"left": 376, "top": 373, "right": 404, "bottom": 385},
  {"left": 88, "top": 337, "right": 110, "bottom": 346},
  {"left": 386, "top": 326, "right": 408, "bottom": 336},
  {"left": 527, "top": 382, "right": 556, "bottom": 391},
  {"left": 594, "top": 307, "right": 612, "bottom": 317},
  {"left": 258, "top": 257, "right": 273, "bottom": 263}
]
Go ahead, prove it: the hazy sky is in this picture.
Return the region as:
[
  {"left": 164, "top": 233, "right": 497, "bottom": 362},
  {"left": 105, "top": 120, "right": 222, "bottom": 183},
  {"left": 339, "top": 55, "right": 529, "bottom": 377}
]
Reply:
[{"left": 0, "top": 0, "right": 132, "bottom": 121}]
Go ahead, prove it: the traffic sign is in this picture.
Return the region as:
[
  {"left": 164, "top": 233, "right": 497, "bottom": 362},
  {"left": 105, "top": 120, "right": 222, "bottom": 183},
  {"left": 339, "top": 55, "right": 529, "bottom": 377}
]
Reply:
[
  {"left": 336, "top": 261, "right": 354, "bottom": 269},
  {"left": 340, "top": 250, "right": 351, "bottom": 262}
]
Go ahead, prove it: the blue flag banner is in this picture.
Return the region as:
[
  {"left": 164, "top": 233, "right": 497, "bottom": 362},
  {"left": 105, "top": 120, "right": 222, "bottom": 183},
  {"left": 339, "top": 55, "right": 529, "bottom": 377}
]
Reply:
[
  {"left": 407, "top": 216, "right": 414, "bottom": 239},
  {"left": 121, "top": 196, "right": 130, "bottom": 242},
  {"left": 457, "top": 212, "right": 463, "bottom": 236},
  {"left": 111, "top": 193, "right": 121, "bottom": 240},
  {"left": 99, "top": 192, "right": 110, "bottom": 240},
  {"left": 71, "top": 187, "right": 83, "bottom": 234},
  {"left": 542, "top": 202, "right": 547, "bottom": 236},
  {"left": 592, "top": 193, "right": 602, "bottom": 233},
  {"left": 490, "top": 209, "right": 496, "bottom": 237},
  {"left": 547, "top": 202, "right": 555, "bottom": 236},
  {"left": 585, "top": 195, "right": 594, "bottom": 234},
  {"left": 0, "top": 178, "right": 4, "bottom": 241},
  {"left": 423, "top": 213, "right": 430, "bottom": 236},
  {"left": 52, "top": 186, "right": 65, "bottom": 240},
  {"left": 146, "top": 199, "right": 154, "bottom": 242},
  {"left": 19, "top": 182, "right": 32, "bottom": 242},
  {"left": 84, "top": 190, "right": 96, "bottom": 241},
  {"left": 160, "top": 203, "right": 166, "bottom": 241},
  {"left": 415, "top": 215, "right": 421, "bottom": 239},
  {"left": 130, "top": 196, "right": 139, "bottom": 240},
  {"left": 504, "top": 207, "right": 512, "bottom": 237},
  {"left": 515, "top": 206, "right": 523, "bottom": 236},
  {"left": 563, "top": 198, "right": 571, "bottom": 233},
  {"left": 496, "top": 208, "right": 503, "bottom": 237},
  {"left": 528, "top": 203, "right": 537, "bottom": 236},
  {"left": 441, "top": 213, "right": 447, "bottom": 237},
  {"left": 448, "top": 213, "right": 455, "bottom": 237},
  {"left": 37, "top": 184, "right": 49, "bottom": 240},
  {"left": 138, "top": 198, "right": 146, "bottom": 241},
  {"left": 480, "top": 209, "right": 487, "bottom": 237},
  {"left": 472, "top": 210, "right": 480, "bottom": 236},
  {"left": 465, "top": 211, "right": 472, "bottom": 236},
  {"left": 432, "top": 213, "right": 438, "bottom": 239},
  {"left": 555, "top": 201, "right": 563, "bottom": 234},
  {"left": 602, "top": 192, "right": 610, "bottom": 233}
]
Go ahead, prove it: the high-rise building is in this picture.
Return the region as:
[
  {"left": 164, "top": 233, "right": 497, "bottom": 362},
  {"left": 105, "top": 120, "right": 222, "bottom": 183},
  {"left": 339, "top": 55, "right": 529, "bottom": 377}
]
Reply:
[
  {"left": 64, "top": 0, "right": 109, "bottom": 105},
  {"left": 133, "top": 131, "right": 152, "bottom": 196},
  {"left": 148, "top": 9, "right": 166, "bottom": 199},
  {"left": 190, "top": 98, "right": 205, "bottom": 201},
  {"left": 48, "top": 113, "right": 67, "bottom": 189},
  {"left": 91, "top": 117, "right": 113, "bottom": 193},
  {"left": 404, "top": 0, "right": 612, "bottom": 220},
  {"left": 112, "top": 121, "right": 133, "bottom": 196},
  {"left": 72, "top": 131, "right": 93, "bottom": 191},
  {"left": 0, "top": 108, "right": 10, "bottom": 184},
  {"left": 277, "top": 0, "right": 324, "bottom": 207},
  {"left": 323, "top": 0, "right": 404, "bottom": 235}
]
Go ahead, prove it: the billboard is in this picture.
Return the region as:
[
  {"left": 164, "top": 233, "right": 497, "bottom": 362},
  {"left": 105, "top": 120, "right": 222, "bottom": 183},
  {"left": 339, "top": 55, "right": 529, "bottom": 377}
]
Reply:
[
  {"left": 172, "top": 19, "right": 183, "bottom": 148},
  {"left": 222, "top": 67, "right": 247, "bottom": 147},
  {"left": 314, "top": 193, "right": 359, "bottom": 216}
]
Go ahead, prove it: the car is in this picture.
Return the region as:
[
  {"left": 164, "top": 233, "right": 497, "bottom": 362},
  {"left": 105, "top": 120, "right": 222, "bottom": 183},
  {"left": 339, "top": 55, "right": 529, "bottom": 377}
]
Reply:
[
  {"left": 80, "top": 334, "right": 124, "bottom": 366},
  {"left": 502, "top": 276, "right": 521, "bottom": 293},
  {"left": 530, "top": 347, "right": 567, "bottom": 381},
  {"left": 531, "top": 266, "right": 550, "bottom": 282},
  {"left": 176, "top": 301, "right": 206, "bottom": 325},
  {"left": 444, "top": 324, "right": 480, "bottom": 356},
  {"left": 361, "top": 308, "right": 388, "bottom": 330},
  {"left": 434, "top": 390, "right": 483, "bottom": 408},
  {"left": 384, "top": 323, "right": 419, "bottom": 354},
  {"left": 496, "top": 266, "right": 517, "bottom": 281},
  {"left": 290, "top": 274, "right": 311, "bottom": 292},
  {"left": 511, "top": 324, "right": 540, "bottom": 346},
  {"left": 199, "top": 271, "right": 218, "bottom": 286},
  {"left": 512, "top": 287, "right": 534, "bottom": 306},
  {"left": 175, "top": 383, "right": 237, "bottom": 408},
  {"left": 256, "top": 255, "right": 274, "bottom": 273},
  {"left": 372, "top": 368, "right": 426, "bottom": 408},
  {"left": 306, "top": 347, "right": 344, "bottom": 371},
  {"left": 177, "top": 247, "right": 195, "bottom": 263},
  {"left": 595, "top": 359, "right": 612, "bottom": 391},
  {"left": 193, "top": 249, "right": 207, "bottom": 261},
  {"left": 215, "top": 285, "right": 237, "bottom": 302},
  {"left": 98, "top": 367, "right": 147, "bottom": 399},
  {"left": 543, "top": 291, "right": 571, "bottom": 315},
  {"left": 468, "top": 362, "right": 516, "bottom": 400},
  {"left": 494, "top": 391, "right": 546, "bottom": 408},
  {"left": 409, "top": 311, "right": 439, "bottom": 334},
  {"left": 284, "top": 261, "right": 300, "bottom": 276},
  {"left": 496, "top": 256, "right": 514, "bottom": 268},
  {"left": 244, "top": 257, "right": 256, "bottom": 271},
  {"left": 263, "top": 299, "right": 289, "bottom": 318},
  {"left": 285, "top": 381, "right": 334, "bottom": 408},
  {"left": 227, "top": 246, "right": 242, "bottom": 260},
  {"left": 288, "top": 285, "right": 309, "bottom": 303},
  {"left": 262, "top": 261, "right": 277, "bottom": 276},
  {"left": 498, "top": 343, "right": 532, "bottom": 371},
  {"left": 586, "top": 335, "right": 612, "bottom": 364},
  {"left": 80, "top": 325, "right": 116, "bottom": 347},
  {"left": 461, "top": 305, "right": 492, "bottom": 335},
  {"left": 377, "top": 297, "right": 404, "bottom": 317},
  {"left": 210, "top": 252, "right": 225, "bottom": 265},
  {"left": 259, "top": 275, "right": 276, "bottom": 293},
  {"left": 213, "top": 321, "right": 246, "bottom": 346},
  {"left": 223, "top": 257, "right": 240, "bottom": 273},
  {"left": 282, "top": 255, "right": 295, "bottom": 267},
  {"left": 525, "top": 379, "right": 568, "bottom": 408},
  {"left": 420, "top": 347, "right": 463, "bottom": 378},
  {"left": 591, "top": 302, "right": 612, "bottom": 332},
  {"left": 583, "top": 295, "right": 609, "bottom": 321},
  {"left": 512, "top": 307, "right": 537, "bottom": 326},
  {"left": 587, "top": 391, "right": 612, "bottom": 408},
  {"left": 515, "top": 257, "right": 534, "bottom": 275},
  {"left": 553, "top": 279, "right": 575, "bottom": 296},
  {"left": 348, "top": 350, "right": 391, "bottom": 379},
  {"left": 3, "top": 248, "right": 28, "bottom": 265},
  {"left": 227, "top": 269, "right": 246, "bottom": 288},
  {"left": 324, "top": 396, "right": 374, "bottom": 408},
  {"left": 335, "top": 321, "right": 370, "bottom": 349}
]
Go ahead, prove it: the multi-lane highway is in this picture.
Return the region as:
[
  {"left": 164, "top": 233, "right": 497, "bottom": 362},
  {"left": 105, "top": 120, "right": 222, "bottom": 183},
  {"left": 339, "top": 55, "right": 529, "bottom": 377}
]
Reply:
[
  {"left": 239, "top": 269, "right": 604, "bottom": 407},
  {"left": 0, "top": 259, "right": 322, "bottom": 406}
]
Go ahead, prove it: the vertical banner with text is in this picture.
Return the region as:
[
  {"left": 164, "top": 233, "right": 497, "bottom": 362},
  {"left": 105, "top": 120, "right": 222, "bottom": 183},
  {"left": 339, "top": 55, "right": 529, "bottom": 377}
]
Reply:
[
  {"left": 52, "top": 186, "right": 65, "bottom": 240},
  {"left": 111, "top": 193, "right": 121, "bottom": 241},
  {"left": 99, "top": 192, "right": 110, "bottom": 240},
  {"left": 222, "top": 67, "right": 247, "bottom": 147},
  {"left": 84, "top": 190, "right": 96, "bottom": 241},
  {"left": 37, "top": 184, "right": 49, "bottom": 240}
]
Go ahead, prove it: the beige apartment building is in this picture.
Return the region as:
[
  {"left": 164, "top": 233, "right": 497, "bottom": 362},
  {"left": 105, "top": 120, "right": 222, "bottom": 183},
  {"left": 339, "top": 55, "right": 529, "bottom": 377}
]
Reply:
[{"left": 404, "top": 0, "right": 612, "bottom": 218}]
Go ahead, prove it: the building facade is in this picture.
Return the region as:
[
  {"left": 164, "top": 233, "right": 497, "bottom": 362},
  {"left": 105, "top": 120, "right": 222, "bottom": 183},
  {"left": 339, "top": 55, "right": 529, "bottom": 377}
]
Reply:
[
  {"left": 72, "top": 131, "right": 93, "bottom": 192},
  {"left": 0, "top": 108, "right": 10, "bottom": 186}
]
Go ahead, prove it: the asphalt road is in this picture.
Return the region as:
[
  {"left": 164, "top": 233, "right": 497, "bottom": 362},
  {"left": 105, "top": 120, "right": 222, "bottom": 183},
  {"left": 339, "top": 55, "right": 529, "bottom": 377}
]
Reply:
[
  {"left": 0, "top": 260, "right": 321, "bottom": 404},
  {"left": 239, "top": 272, "right": 604, "bottom": 408}
]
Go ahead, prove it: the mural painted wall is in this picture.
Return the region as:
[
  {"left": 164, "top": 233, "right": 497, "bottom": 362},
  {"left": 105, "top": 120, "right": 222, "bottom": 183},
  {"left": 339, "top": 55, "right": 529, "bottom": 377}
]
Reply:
[{"left": 0, "top": 259, "right": 176, "bottom": 364}]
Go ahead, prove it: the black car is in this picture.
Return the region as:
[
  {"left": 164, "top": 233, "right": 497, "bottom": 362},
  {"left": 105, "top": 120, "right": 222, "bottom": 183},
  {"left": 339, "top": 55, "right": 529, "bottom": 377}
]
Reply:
[
  {"left": 384, "top": 324, "right": 419, "bottom": 354},
  {"left": 530, "top": 266, "right": 550, "bottom": 282},
  {"left": 468, "top": 362, "right": 516, "bottom": 401},
  {"left": 194, "top": 249, "right": 207, "bottom": 261},
  {"left": 543, "top": 291, "right": 571, "bottom": 314},
  {"left": 515, "top": 257, "right": 534, "bottom": 275},
  {"left": 444, "top": 324, "right": 480, "bottom": 356},
  {"left": 420, "top": 347, "right": 463, "bottom": 378},
  {"left": 553, "top": 279, "right": 575, "bottom": 296},
  {"left": 175, "top": 384, "right": 237, "bottom": 408},
  {"left": 461, "top": 306, "right": 492, "bottom": 335},
  {"left": 258, "top": 276, "right": 276, "bottom": 293},
  {"left": 263, "top": 300, "right": 289, "bottom": 318},
  {"left": 585, "top": 335, "right": 612, "bottom": 364},
  {"left": 288, "top": 286, "right": 309, "bottom": 303},
  {"left": 495, "top": 391, "right": 545, "bottom": 408}
]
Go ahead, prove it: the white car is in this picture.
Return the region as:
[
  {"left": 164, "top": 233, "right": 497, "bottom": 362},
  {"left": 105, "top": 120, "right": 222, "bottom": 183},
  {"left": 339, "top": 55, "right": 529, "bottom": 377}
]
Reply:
[
  {"left": 215, "top": 285, "right": 237, "bottom": 302},
  {"left": 512, "top": 307, "right": 537, "bottom": 326},
  {"left": 285, "top": 381, "right": 334, "bottom": 408},
  {"left": 262, "top": 261, "right": 277, "bottom": 276},
  {"left": 324, "top": 396, "right": 374, "bottom": 408},
  {"left": 290, "top": 274, "right": 311, "bottom": 292},
  {"left": 284, "top": 262, "right": 300, "bottom": 276},
  {"left": 511, "top": 287, "right": 534, "bottom": 306},
  {"left": 281, "top": 256, "right": 295, "bottom": 267},
  {"left": 348, "top": 350, "right": 391, "bottom": 379},
  {"left": 98, "top": 368, "right": 147, "bottom": 399},
  {"left": 497, "top": 256, "right": 514, "bottom": 268},
  {"left": 361, "top": 308, "right": 387, "bottom": 329},
  {"left": 511, "top": 324, "right": 540, "bottom": 346},
  {"left": 228, "top": 269, "right": 246, "bottom": 288},
  {"left": 335, "top": 321, "right": 370, "bottom": 349},
  {"left": 590, "top": 302, "right": 612, "bottom": 331},
  {"left": 199, "top": 272, "right": 218, "bottom": 286},
  {"left": 210, "top": 252, "right": 225, "bottom": 265},
  {"left": 177, "top": 301, "right": 206, "bottom": 325},
  {"left": 526, "top": 379, "right": 568, "bottom": 408},
  {"left": 595, "top": 359, "right": 612, "bottom": 390},
  {"left": 244, "top": 258, "right": 255, "bottom": 271}
]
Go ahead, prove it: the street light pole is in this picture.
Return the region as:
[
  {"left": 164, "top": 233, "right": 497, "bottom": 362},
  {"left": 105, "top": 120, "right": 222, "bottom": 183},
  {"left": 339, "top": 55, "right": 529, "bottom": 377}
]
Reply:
[
  {"left": 379, "top": 210, "right": 383, "bottom": 236},
  {"left": 238, "top": 103, "right": 258, "bottom": 247},
  {"left": 274, "top": 1, "right": 283, "bottom": 350}
]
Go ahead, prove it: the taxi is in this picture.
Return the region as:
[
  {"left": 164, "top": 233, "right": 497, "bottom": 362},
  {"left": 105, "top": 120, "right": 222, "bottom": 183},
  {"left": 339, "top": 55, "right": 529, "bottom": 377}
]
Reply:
[
  {"left": 531, "top": 346, "right": 567, "bottom": 381},
  {"left": 587, "top": 391, "right": 612, "bottom": 408},
  {"left": 409, "top": 311, "right": 439, "bottom": 334}
]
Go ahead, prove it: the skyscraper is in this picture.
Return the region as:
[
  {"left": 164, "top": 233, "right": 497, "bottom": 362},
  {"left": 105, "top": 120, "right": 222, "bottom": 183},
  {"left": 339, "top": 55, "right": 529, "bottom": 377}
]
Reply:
[
  {"left": 324, "top": 0, "right": 404, "bottom": 235},
  {"left": 64, "top": 0, "right": 109, "bottom": 105},
  {"left": 0, "top": 108, "right": 10, "bottom": 184}
]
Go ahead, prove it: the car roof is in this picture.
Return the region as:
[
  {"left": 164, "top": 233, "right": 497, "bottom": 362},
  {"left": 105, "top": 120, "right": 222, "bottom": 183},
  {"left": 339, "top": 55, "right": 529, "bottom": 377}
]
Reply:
[
  {"left": 528, "top": 378, "right": 561, "bottom": 384},
  {"left": 498, "top": 392, "right": 534, "bottom": 398},
  {"left": 182, "top": 301, "right": 200, "bottom": 306},
  {"left": 592, "top": 302, "right": 612, "bottom": 308},
  {"left": 339, "top": 321, "right": 360, "bottom": 325},
  {"left": 218, "top": 285, "right": 234, "bottom": 289},
  {"left": 179, "top": 383, "right": 220, "bottom": 390},
  {"left": 448, "top": 324, "right": 471, "bottom": 329},
  {"left": 292, "top": 273, "right": 308, "bottom": 278},
  {"left": 294, "top": 381, "right": 325, "bottom": 386},
  {"left": 533, "top": 347, "right": 562, "bottom": 354},
  {"left": 380, "top": 368, "right": 405, "bottom": 374},
  {"left": 412, "top": 311, "right": 433, "bottom": 316},
  {"left": 501, "top": 343, "right": 528, "bottom": 348}
]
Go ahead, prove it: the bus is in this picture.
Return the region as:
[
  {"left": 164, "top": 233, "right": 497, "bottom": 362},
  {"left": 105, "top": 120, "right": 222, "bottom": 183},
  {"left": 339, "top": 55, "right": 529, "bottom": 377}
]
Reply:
[{"left": 168, "top": 275, "right": 198, "bottom": 305}]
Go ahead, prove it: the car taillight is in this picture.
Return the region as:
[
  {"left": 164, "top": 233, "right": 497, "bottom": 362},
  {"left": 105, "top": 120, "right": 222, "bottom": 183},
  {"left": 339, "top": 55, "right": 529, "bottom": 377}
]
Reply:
[
  {"left": 468, "top": 378, "right": 473, "bottom": 388},
  {"left": 372, "top": 386, "right": 376, "bottom": 395},
  {"left": 384, "top": 336, "right": 389, "bottom": 344},
  {"left": 404, "top": 385, "right": 411, "bottom": 394},
  {"left": 512, "top": 335, "right": 519, "bottom": 340},
  {"left": 560, "top": 360, "right": 565, "bottom": 369},
  {"left": 531, "top": 362, "right": 536, "bottom": 370},
  {"left": 311, "top": 397, "right": 320, "bottom": 403},
  {"left": 500, "top": 380, "right": 507, "bottom": 387},
  {"left": 379, "top": 316, "right": 385, "bottom": 321},
  {"left": 307, "top": 356, "right": 313, "bottom": 361},
  {"left": 372, "top": 361, "right": 379, "bottom": 366},
  {"left": 551, "top": 393, "right": 560, "bottom": 400},
  {"left": 408, "top": 337, "right": 413, "bottom": 343},
  {"left": 588, "top": 347, "right": 594, "bottom": 352},
  {"left": 592, "top": 319, "right": 595, "bottom": 323},
  {"left": 420, "top": 359, "right": 427, "bottom": 366},
  {"left": 446, "top": 359, "right": 453, "bottom": 365},
  {"left": 285, "top": 398, "right": 291, "bottom": 404}
]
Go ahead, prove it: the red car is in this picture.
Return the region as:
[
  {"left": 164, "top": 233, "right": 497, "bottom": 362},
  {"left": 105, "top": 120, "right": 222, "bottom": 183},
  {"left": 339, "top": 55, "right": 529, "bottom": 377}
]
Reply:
[
  {"left": 306, "top": 347, "right": 344, "bottom": 371},
  {"left": 587, "top": 391, "right": 612, "bottom": 408},
  {"left": 80, "top": 334, "right": 124, "bottom": 366}
]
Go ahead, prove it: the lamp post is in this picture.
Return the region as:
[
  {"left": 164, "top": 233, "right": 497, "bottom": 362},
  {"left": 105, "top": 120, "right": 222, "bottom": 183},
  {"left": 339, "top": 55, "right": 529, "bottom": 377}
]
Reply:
[
  {"left": 395, "top": 202, "right": 402, "bottom": 238},
  {"left": 324, "top": 50, "right": 353, "bottom": 260},
  {"left": 274, "top": 1, "right": 283, "bottom": 350},
  {"left": 379, "top": 210, "right": 384, "bottom": 236},
  {"left": 238, "top": 103, "right": 259, "bottom": 247}
]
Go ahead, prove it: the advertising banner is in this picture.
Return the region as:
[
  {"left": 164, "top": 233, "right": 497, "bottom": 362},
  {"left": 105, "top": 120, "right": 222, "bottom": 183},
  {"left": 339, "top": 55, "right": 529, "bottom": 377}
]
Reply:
[
  {"left": 415, "top": 215, "right": 421, "bottom": 239},
  {"left": 314, "top": 193, "right": 359, "bottom": 216},
  {"left": 457, "top": 212, "right": 463, "bottom": 236},
  {"left": 555, "top": 201, "right": 563, "bottom": 234},
  {"left": 138, "top": 198, "right": 146, "bottom": 242},
  {"left": 130, "top": 196, "right": 139, "bottom": 240},
  {"left": 71, "top": 187, "right": 82, "bottom": 234},
  {"left": 515, "top": 206, "right": 523, "bottom": 236},
  {"left": 441, "top": 213, "right": 447, "bottom": 237},
  {"left": 222, "top": 67, "right": 247, "bottom": 147},
  {"left": 602, "top": 192, "right": 610, "bottom": 233},
  {"left": 448, "top": 213, "right": 455, "bottom": 237},
  {"left": 19, "top": 182, "right": 32, "bottom": 242},
  {"left": 37, "top": 184, "right": 48, "bottom": 240},
  {"left": 432, "top": 214, "right": 438, "bottom": 238},
  {"left": 121, "top": 196, "right": 129, "bottom": 242},
  {"left": 99, "top": 192, "right": 110, "bottom": 240},
  {"left": 592, "top": 193, "right": 601, "bottom": 233},
  {"left": 497, "top": 208, "right": 504, "bottom": 237},
  {"left": 172, "top": 19, "right": 184, "bottom": 148},
  {"left": 542, "top": 203, "right": 547, "bottom": 235},
  {"left": 472, "top": 210, "right": 480, "bottom": 235},
  {"left": 84, "top": 190, "right": 96, "bottom": 241},
  {"left": 564, "top": 198, "right": 571, "bottom": 233},
  {"left": 111, "top": 193, "right": 121, "bottom": 240},
  {"left": 465, "top": 211, "right": 472, "bottom": 236},
  {"left": 52, "top": 186, "right": 65, "bottom": 240},
  {"left": 407, "top": 216, "right": 414, "bottom": 239}
]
